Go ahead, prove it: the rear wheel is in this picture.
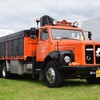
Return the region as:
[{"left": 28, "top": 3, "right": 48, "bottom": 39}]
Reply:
[
  {"left": 45, "top": 61, "right": 64, "bottom": 88},
  {"left": 2, "top": 62, "right": 11, "bottom": 79},
  {"left": 0, "top": 63, "right": 2, "bottom": 77}
]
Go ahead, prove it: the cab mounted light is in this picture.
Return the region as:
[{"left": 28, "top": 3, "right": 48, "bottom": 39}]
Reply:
[
  {"left": 53, "top": 19, "right": 57, "bottom": 25},
  {"left": 72, "top": 21, "right": 79, "bottom": 27},
  {"left": 36, "top": 18, "right": 40, "bottom": 23},
  {"left": 36, "top": 18, "right": 40, "bottom": 29}
]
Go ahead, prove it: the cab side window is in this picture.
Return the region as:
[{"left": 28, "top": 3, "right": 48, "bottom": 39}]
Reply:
[{"left": 40, "top": 30, "right": 49, "bottom": 40}]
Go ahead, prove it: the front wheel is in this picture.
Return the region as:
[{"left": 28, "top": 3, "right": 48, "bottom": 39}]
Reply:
[
  {"left": 86, "top": 77, "right": 100, "bottom": 84},
  {"left": 45, "top": 61, "right": 64, "bottom": 88}
]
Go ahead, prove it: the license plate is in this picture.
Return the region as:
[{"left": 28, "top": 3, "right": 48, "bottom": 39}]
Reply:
[{"left": 96, "top": 70, "right": 100, "bottom": 78}]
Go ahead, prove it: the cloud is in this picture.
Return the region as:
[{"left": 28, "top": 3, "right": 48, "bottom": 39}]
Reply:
[{"left": 0, "top": 0, "right": 100, "bottom": 31}]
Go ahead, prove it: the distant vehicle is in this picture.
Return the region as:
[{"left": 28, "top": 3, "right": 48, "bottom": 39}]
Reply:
[{"left": 0, "top": 15, "right": 100, "bottom": 88}]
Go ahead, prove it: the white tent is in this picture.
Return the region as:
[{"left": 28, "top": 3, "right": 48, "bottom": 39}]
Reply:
[{"left": 82, "top": 17, "right": 100, "bottom": 41}]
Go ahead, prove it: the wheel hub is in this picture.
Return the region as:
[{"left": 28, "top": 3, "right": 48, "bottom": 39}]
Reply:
[
  {"left": 2, "top": 67, "right": 6, "bottom": 77},
  {"left": 46, "top": 67, "right": 55, "bottom": 84}
]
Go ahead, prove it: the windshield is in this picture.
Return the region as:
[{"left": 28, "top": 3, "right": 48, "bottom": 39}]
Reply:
[{"left": 51, "top": 29, "right": 84, "bottom": 40}]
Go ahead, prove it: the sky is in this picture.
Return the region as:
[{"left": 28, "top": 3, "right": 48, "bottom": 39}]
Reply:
[{"left": 0, "top": 0, "right": 100, "bottom": 32}]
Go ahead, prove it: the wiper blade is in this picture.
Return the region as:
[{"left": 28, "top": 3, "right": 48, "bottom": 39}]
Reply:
[{"left": 62, "top": 37, "right": 70, "bottom": 39}]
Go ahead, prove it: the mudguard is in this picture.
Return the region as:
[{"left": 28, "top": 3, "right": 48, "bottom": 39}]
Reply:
[{"left": 43, "top": 50, "right": 74, "bottom": 68}]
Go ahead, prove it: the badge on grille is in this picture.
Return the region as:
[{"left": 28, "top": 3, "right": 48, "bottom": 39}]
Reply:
[{"left": 86, "top": 56, "right": 91, "bottom": 61}]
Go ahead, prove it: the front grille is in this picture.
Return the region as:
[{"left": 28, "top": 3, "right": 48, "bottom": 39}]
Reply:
[
  {"left": 85, "top": 45, "right": 94, "bottom": 64},
  {"left": 95, "top": 45, "right": 100, "bottom": 64}
]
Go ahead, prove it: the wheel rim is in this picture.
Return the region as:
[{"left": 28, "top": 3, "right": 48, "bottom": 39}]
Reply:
[
  {"left": 46, "top": 67, "right": 55, "bottom": 84},
  {"left": 2, "top": 66, "right": 6, "bottom": 77}
]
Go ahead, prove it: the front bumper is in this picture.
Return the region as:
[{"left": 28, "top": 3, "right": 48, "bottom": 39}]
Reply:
[{"left": 60, "top": 66, "right": 100, "bottom": 71}]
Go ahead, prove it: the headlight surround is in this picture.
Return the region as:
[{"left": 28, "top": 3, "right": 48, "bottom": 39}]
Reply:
[{"left": 64, "top": 56, "right": 71, "bottom": 63}]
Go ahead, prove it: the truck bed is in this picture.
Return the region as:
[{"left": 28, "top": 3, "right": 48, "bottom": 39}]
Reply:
[{"left": 0, "top": 30, "right": 37, "bottom": 60}]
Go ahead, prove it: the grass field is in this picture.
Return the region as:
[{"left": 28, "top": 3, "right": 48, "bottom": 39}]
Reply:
[{"left": 0, "top": 76, "right": 100, "bottom": 100}]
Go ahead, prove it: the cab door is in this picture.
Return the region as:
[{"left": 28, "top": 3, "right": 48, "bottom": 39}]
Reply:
[{"left": 36, "top": 29, "right": 50, "bottom": 61}]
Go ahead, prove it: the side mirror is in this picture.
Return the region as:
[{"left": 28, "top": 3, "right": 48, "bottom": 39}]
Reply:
[{"left": 88, "top": 31, "right": 92, "bottom": 40}]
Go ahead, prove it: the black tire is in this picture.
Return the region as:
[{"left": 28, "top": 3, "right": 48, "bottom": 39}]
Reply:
[
  {"left": 45, "top": 61, "right": 64, "bottom": 88},
  {"left": 0, "top": 63, "right": 2, "bottom": 77},
  {"left": 1, "top": 62, "right": 11, "bottom": 79},
  {"left": 86, "top": 77, "right": 100, "bottom": 84}
]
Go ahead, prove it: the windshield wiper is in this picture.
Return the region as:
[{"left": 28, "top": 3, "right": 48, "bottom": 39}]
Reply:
[{"left": 62, "top": 37, "right": 70, "bottom": 39}]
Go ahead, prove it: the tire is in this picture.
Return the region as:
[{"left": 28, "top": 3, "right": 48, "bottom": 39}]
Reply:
[
  {"left": 86, "top": 77, "right": 100, "bottom": 84},
  {"left": 45, "top": 61, "right": 64, "bottom": 88},
  {"left": 1, "top": 62, "right": 11, "bottom": 79},
  {"left": 0, "top": 63, "right": 2, "bottom": 77}
]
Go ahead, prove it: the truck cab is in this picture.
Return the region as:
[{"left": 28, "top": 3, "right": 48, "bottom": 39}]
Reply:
[{"left": 36, "top": 15, "right": 100, "bottom": 87}]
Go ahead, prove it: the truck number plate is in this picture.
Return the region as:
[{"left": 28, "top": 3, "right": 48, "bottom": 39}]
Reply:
[{"left": 96, "top": 70, "right": 100, "bottom": 78}]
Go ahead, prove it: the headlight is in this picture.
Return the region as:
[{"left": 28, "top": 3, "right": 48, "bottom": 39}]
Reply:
[
  {"left": 64, "top": 56, "right": 71, "bottom": 63},
  {"left": 72, "top": 21, "right": 78, "bottom": 27},
  {"left": 53, "top": 19, "right": 57, "bottom": 25}
]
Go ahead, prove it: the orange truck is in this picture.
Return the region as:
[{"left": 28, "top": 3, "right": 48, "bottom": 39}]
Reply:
[{"left": 0, "top": 15, "right": 100, "bottom": 87}]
